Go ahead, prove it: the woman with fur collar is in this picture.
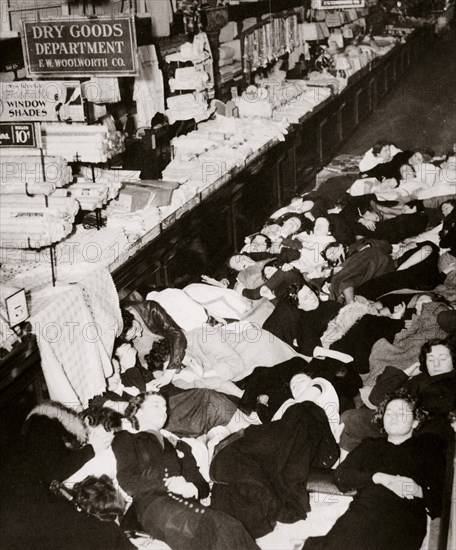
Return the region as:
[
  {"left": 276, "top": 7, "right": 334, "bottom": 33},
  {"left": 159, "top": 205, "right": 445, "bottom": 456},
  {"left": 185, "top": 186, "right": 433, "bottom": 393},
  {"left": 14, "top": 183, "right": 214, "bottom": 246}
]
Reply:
[
  {"left": 0, "top": 402, "right": 129, "bottom": 550},
  {"left": 1, "top": 401, "right": 115, "bottom": 486}
]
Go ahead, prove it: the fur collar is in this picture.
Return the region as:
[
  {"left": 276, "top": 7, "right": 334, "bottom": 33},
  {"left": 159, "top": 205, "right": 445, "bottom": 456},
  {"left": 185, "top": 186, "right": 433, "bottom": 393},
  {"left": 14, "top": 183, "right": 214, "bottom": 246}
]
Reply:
[
  {"left": 321, "top": 301, "right": 379, "bottom": 348},
  {"left": 27, "top": 402, "right": 87, "bottom": 444}
]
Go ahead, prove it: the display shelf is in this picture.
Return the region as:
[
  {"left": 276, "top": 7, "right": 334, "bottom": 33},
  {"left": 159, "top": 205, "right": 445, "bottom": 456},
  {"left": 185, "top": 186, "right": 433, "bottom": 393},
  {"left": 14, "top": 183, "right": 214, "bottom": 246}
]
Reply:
[
  {"left": 227, "top": 0, "right": 306, "bottom": 21},
  {"left": 0, "top": 22, "right": 436, "bottom": 457}
]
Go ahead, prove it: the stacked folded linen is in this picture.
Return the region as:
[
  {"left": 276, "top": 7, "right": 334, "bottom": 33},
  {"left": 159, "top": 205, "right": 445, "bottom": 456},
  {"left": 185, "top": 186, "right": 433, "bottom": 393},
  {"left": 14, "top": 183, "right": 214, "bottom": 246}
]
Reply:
[
  {"left": 166, "top": 92, "right": 215, "bottom": 125},
  {"left": 0, "top": 212, "right": 75, "bottom": 249},
  {"left": 171, "top": 133, "right": 220, "bottom": 160},
  {"left": 0, "top": 153, "right": 73, "bottom": 190},
  {"left": 72, "top": 168, "right": 138, "bottom": 201},
  {"left": 169, "top": 67, "right": 210, "bottom": 92},
  {"left": 63, "top": 182, "right": 110, "bottom": 211},
  {"left": 41, "top": 123, "right": 125, "bottom": 163},
  {"left": 218, "top": 42, "right": 242, "bottom": 83}
]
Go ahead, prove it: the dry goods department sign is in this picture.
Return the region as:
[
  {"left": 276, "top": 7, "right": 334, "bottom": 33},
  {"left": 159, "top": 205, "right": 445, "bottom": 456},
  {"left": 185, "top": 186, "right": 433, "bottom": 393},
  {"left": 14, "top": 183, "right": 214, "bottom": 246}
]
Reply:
[{"left": 22, "top": 16, "right": 137, "bottom": 77}]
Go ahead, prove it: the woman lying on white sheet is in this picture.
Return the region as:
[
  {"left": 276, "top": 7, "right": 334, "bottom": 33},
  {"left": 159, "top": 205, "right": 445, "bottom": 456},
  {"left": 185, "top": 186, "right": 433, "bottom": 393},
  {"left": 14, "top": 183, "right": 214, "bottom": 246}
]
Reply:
[
  {"left": 349, "top": 163, "right": 455, "bottom": 202},
  {"left": 145, "top": 320, "right": 300, "bottom": 397}
]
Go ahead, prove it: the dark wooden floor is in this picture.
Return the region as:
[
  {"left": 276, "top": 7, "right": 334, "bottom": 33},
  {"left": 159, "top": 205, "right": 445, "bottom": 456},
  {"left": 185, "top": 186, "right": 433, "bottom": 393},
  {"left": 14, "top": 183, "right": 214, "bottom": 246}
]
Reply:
[{"left": 340, "top": 25, "right": 456, "bottom": 155}]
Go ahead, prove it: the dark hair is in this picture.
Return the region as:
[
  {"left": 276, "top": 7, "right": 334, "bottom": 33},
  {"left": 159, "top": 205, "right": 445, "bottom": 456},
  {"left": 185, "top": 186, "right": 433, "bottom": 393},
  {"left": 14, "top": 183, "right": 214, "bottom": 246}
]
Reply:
[
  {"left": 80, "top": 407, "right": 123, "bottom": 433},
  {"left": 145, "top": 339, "right": 171, "bottom": 372},
  {"left": 372, "top": 388, "right": 428, "bottom": 432},
  {"left": 418, "top": 338, "right": 455, "bottom": 375},
  {"left": 51, "top": 475, "right": 126, "bottom": 522},
  {"left": 372, "top": 140, "right": 392, "bottom": 156},
  {"left": 444, "top": 150, "right": 456, "bottom": 161},
  {"left": 119, "top": 307, "right": 135, "bottom": 341},
  {"left": 124, "top": 391, "right": 166, "bottom": 431}
]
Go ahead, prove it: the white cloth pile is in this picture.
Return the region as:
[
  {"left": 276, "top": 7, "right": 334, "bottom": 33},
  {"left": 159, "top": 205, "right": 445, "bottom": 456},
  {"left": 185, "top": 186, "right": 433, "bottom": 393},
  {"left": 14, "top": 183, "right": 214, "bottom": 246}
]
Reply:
[
  {"left": 0, "top": 153, "right": 72, "bottom": 195},
  {"left": 0, "top": 194, "right": 79, "bottom": 249},
  {"left": 30, "top": 267, "right": 122, "bottom": 407},
  {"left": 41, "top": 123, "right": 125, "bottom": 163}
]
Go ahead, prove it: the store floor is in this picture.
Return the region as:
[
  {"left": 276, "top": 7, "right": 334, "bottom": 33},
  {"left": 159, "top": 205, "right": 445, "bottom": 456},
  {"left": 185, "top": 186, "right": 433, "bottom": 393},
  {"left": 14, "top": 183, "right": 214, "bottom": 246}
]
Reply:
[{"left": 340, "top": 25, "right": 456, "bottom": 156}]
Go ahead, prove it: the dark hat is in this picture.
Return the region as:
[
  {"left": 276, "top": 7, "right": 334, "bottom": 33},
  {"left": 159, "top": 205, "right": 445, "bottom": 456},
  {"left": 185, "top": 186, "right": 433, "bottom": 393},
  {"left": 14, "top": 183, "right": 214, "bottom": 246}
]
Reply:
[{"left": 437, "top": 310, "right": 456, "bottom": 335}]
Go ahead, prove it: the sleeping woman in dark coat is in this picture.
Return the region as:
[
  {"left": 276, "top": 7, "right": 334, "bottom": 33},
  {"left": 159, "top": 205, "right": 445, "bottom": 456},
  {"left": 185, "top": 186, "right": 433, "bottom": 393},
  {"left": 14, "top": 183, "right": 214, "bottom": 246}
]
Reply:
[
  {"left": 304, "top": 390, "right": 447, "bottom": 550},
  {"left": 112, "top": 391, "right": 259, "bottom": 550}
]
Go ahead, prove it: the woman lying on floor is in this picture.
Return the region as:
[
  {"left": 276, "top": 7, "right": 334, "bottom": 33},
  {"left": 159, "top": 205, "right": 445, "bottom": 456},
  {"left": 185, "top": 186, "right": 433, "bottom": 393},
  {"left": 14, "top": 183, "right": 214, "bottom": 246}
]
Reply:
[
  {"left": 209, "top": 374, "right": 341, "bottom": 539},
  {"left": 91, "top": 339, "right": 245, "bottom": 438},
  {"left": 112, "top": 391, "right": 259, "bottom": 550},
  {"left": 304, "top": 389, "right": 447, "bottom": 550},
  {"left": 340, "top": 338, "right": 456, "bottom": 452},
  {"left": 0, "top": 403, "right": 131, "bottom": 550}
]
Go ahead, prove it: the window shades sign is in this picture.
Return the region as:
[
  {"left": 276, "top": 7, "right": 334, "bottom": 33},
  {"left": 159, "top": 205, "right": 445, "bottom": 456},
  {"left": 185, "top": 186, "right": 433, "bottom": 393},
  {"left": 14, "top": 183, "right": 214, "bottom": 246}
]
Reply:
[
  {"left": 0, "top": 81, "right": 84, "bottom": 122},
  {"left": 22, "top": 16, "right": 137, "bottom": 77}
]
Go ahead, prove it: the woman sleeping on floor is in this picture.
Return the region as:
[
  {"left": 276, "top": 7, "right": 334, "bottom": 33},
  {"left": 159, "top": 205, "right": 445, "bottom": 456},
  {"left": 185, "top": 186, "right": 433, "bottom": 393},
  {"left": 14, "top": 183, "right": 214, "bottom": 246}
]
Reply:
[
  {"left": 303, "top": 389, "right": 447, "bottom": 550},
  {"left": 111, "top": 391, "right": 260, "bottom": 550},
  {"left": 208, "top": 373, "right": 342, "bottom": 539}
]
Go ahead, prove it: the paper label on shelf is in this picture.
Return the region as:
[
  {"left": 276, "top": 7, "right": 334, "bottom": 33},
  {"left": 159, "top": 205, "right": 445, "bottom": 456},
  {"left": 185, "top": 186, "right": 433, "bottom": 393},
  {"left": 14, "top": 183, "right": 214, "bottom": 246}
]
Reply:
[
  {"left": 0, "top": 122, "right": 38, "bottom": 147},
  {"left": 0, "top": 81, "right": 84, "bottom": 122}
]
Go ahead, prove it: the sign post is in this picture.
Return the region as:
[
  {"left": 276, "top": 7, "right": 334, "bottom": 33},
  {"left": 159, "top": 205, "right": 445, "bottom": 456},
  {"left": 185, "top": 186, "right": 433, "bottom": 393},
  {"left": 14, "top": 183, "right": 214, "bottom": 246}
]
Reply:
[{"left": 21, "top": 16, "right": 137, "bottom": 77}]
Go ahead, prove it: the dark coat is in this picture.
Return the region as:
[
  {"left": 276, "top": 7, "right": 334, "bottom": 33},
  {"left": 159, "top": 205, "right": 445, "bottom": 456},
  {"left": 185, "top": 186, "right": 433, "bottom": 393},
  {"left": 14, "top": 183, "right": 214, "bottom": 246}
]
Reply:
[
  {"left": 128, "top": 300, "right": 187, "bottom": 371},
  {"left": 0, "top": 407, "right": 133, "bottom": 550},
  {"left": 304, "top": 433, "right": 447, "bottom": 550},
  {"left": 210, "top": 402, "right": 339, "bottom": 538},
  {"left": 112, "top": 430, "right": 258, "bottom": 550}
]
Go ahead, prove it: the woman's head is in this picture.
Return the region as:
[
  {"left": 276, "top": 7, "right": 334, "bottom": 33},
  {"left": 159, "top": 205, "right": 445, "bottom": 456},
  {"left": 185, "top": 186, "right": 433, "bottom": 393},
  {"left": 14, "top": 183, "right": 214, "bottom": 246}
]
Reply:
[
  {"left": 419, "top": 339, "right": 455, "bottom": 376},
  {"left": 373, "top": 389, "right": 427, "bottom": 436},
  {"left": 70, "top": 475, "right": 126, "bottom": 521},
  {"left": 441, "top": 200, "right": 456, "bottom": 218},
  {"left": 313, "top": 217, "right": 331, "bottom": 236},
  {"left": 279, "top": 215, "right": 302, "bottom": 238},
  {"left": 372, "top": 140, "right": 393, "bottom": 161},
  {"left": 228, "top": 254, "right": 255, "bottom": 272},
  {"left": 80, "top": 406, "right": 123, "bottom": 449},
  {"left": 322, "top": 242, "right": 346, "bottom": 267},
  {"left": 248, "top": 233, "right": 272, "bottom": 252},
  {"left": 289, "top": 373, "right": 314, "bottom": 401},
  {"left": 262, "top": 259, "right": 281, "bottom": 280},
  {"left": 124, "top": 392, "right": 167, "bottom": 432},
  {"left": 284, "top": 282, "right": 320, "bottom": 311}
]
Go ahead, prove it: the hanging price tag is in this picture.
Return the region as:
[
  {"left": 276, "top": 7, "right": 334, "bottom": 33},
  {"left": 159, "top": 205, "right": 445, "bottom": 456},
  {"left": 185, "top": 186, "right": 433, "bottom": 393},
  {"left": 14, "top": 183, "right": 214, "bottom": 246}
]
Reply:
[{"left": 0, "top": 122, "right": 39, "bottom": 147}]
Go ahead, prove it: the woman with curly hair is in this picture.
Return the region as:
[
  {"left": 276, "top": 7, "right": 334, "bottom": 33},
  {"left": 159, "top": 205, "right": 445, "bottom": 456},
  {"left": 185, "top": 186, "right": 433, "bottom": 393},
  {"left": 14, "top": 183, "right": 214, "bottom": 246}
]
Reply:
[
  {"left": 112, "top": 391, "right": 259, "bottom": 550},
  {"left": 0, "top": 402, "right": 129, "bottom": 549},
  {"left": 340, "top": 338, "right": 456, "bottom": 452},
  {"left": 304, "top": 390, "right": 447, "bottom": 550}
]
